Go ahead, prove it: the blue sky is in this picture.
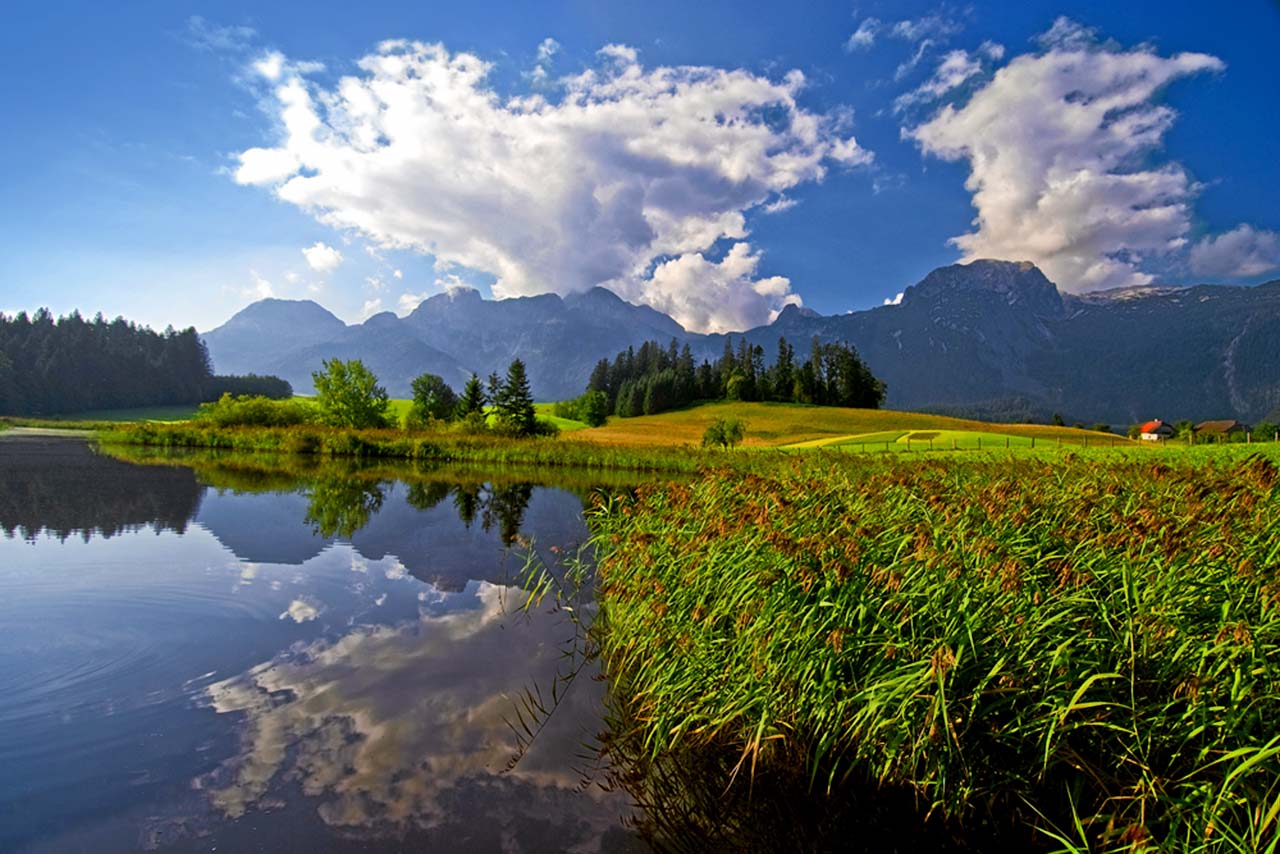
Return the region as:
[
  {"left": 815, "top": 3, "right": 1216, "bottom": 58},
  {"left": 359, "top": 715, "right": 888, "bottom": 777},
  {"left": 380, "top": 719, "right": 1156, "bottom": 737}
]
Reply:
[{"left": 2, "top": 1, "right": 1277, "bottom": 333}]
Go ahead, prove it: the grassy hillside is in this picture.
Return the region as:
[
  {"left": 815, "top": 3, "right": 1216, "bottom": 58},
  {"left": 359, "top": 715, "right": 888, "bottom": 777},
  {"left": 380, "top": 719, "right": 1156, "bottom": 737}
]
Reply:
[{"left": 575, "top": 401, "right": 1113, "bottom": 448}]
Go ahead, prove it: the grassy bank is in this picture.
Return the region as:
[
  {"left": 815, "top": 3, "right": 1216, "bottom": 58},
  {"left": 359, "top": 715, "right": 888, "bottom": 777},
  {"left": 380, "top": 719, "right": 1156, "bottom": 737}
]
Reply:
[
  {"left": 96, "top": 421, "right": 729, "bottom": 473},
  {"left": 586, "top": 449, "right": 1280, "bottom": 850}
]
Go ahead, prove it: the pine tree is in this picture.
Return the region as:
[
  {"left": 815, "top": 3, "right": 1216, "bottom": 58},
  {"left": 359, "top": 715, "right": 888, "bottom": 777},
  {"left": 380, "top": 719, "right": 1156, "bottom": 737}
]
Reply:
[
  {"left": 493, "top": 358, "right": 536, "bottom": 436},
  {"left": 457, "top": 373, "right": 487, "bottom": 417}
]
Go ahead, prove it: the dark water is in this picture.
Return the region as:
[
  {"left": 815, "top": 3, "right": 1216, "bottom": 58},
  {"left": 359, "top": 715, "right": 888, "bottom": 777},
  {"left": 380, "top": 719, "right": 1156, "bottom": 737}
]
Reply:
[{"left": 0, "top": 436, "right": 647, "bottom": 853}]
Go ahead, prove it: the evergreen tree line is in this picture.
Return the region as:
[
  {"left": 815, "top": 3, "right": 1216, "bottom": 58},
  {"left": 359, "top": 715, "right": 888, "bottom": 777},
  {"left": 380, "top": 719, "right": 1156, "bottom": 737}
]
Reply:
[
  {"left": 0, "top": 309, "right": 290, "bottom": 415},
  {"left": 583, "top": 335, "right": 886, "bottom": 418}
]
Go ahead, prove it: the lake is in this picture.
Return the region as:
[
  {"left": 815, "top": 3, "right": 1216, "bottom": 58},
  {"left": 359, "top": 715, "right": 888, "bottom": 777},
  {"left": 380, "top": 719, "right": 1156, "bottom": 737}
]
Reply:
[{"left": 0, "top": 435, "right": 649, "bottom": 853}]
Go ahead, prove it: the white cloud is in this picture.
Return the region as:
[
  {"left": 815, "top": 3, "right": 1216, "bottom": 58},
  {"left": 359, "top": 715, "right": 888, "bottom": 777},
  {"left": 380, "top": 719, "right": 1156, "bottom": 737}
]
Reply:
[
  {"left": 359, "top": 298, "right": 383, "bottom": 319},
  {"left": 895, "top": 39, "right": 936, "bottom": 80},
  {"left": 302, "top": 241, "right": 344, "bottom": 273},
  {"left": 392, "top": 269, "right": 403, "bottom": 279},
  {"left": 1189, "top": 225, "right": 1280, "bottom": 278},
  {"left": 252, "top": 51, "right": 286, "bottom": 82},
  {"left": 232, "top": 40, "right": 870, "bottom": 332},
  {"left": 529, "top": 37, "right": 561, "bottom": 85},
  {"left": 611, "top": 242, "right": 799, "bottom": 334},
  {"left": 433, "top": 273, "right": 471, "bottom": 294},
  {"left": 883, "top": 291, "right": 904, "bottom": 305},
  {"left": 891, "top": 15, "right": 961, "bottom": 43},
  {"left": 845, "top": 18, "right": 880, "bottom": 51},
  {"left": 979, "top": 40, "right": 1005, "bottom": 61},
  {"left": 894, "top": 49, "right": 984, "bottom": 112},
  {"left": 284, "top": 270, "right": 300, "bottom": 283},
  {"left": 907, "top": 21, "right": 1224, "bottom": 292},
  {"left": 365, "top": 275, "right": 385, "bottom": 292},
  {"left": 244, "top": 270, "right": 274, "bottom": 300},
  {"left": 761, "top": 196, "right": 798, "bottom": 214},
  {"left": 186, "top": 16, "right": 256, "bottom": 53},
  {"left": 397, "top": 292, "right": 430, "bottom": 313},
  {"left": 536, "top": 37, "right": 560, "bottom": 63}
]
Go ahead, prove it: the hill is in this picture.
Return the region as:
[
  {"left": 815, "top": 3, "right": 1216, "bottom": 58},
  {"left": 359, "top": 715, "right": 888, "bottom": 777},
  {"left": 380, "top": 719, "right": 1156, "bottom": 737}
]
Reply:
[{"left": 570, "top": 401, "right": 1108, "bottom": 448}]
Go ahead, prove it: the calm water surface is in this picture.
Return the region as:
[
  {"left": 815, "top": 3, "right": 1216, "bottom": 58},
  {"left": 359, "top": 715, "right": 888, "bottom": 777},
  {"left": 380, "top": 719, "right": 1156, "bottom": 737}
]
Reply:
[{"left": 0, "top": 436, "right": 647, "bottom": 853}]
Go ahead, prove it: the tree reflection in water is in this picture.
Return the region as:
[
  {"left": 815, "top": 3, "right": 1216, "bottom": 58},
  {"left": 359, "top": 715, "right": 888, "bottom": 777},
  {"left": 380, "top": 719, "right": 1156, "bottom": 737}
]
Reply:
[{"left": 304, "top": 475, "right": 535, "bottom": 546}]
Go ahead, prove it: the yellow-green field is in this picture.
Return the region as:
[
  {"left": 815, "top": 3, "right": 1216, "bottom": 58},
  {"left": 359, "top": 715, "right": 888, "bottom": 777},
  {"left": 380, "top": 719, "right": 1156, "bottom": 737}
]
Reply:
[{"left": 569, "top": 401, "right": 1110, "bottom": 448}]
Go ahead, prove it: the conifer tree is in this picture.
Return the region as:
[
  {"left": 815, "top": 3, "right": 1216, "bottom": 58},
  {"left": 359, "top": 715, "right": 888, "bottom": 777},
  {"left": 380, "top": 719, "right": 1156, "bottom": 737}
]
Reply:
[
  {"left": 493, "top": 358, "right": 536, "bottom": 436},
  {"left": 457, "top": 373, "right": 487, "bottom": 417}
]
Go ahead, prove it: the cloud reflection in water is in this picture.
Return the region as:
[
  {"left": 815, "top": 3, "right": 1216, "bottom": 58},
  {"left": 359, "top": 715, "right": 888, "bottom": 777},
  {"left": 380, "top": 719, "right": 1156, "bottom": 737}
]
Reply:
[{"left": 201, "top": 581, "right": 634, "bottom": 847}]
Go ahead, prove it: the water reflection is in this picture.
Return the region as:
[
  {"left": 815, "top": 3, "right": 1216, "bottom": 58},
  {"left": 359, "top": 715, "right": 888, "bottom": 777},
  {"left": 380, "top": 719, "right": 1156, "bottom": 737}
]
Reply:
[
  {"left": 199, "top": 581, "right": 623, "bottom": 846},
  {"left": 0, "top": 436, "right": 202, "bottom": 541},
  {"left": 0, "top": 438, "right": 646, "bottom": 853}
]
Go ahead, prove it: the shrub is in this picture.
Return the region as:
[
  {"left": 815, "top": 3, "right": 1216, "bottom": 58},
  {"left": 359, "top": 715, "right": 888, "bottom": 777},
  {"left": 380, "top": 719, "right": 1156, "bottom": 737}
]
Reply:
[
  {"left": 701, "top": 417, "right": 746, "bottom": 449},
  {"left": 194, "top": 393, "right": 317, "bottom": 427}
]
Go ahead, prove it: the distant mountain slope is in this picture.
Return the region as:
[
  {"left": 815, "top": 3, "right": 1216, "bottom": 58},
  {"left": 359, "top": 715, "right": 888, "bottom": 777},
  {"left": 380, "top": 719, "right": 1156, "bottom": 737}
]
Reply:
[{"left": 201, "top": 263, "right": 1280, "bottom": 423}]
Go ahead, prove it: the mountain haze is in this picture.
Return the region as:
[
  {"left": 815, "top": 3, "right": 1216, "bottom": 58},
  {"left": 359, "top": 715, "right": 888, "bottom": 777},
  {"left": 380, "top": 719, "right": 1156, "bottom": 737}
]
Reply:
[{"left": 202, "top": 262, "right": 1280, "bottom": 424}]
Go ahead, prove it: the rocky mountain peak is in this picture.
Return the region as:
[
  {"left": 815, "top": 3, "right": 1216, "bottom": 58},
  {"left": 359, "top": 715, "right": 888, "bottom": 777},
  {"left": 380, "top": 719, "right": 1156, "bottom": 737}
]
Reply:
[{"left": 902, "top": 259, "right": 1064, "bottom": 317}]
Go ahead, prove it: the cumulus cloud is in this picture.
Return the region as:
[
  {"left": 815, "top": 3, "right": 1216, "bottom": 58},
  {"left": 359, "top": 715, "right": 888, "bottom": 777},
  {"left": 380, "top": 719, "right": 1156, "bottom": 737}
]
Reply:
[
  {"left": 232, "top": 40, "right": 870, "bottom": 332},
  {"left": 906, "top": 20, "right": 1224, "bottom": 292},
  {"left": 244, "top": 270, "right": 274, "bottom": 300},
  {"left": 611, "top": 242, "right": 799, "bottom": 334},
  {"left": 302, "top": 241, "right": 344, "bottom": 273},
  {"left": 392, "top": 269, "right": 403, "bottom": 279},
  {"left": 1189, "top": 225, "right": 1280, "bottom": 278},
  {"left": 883, "top": 291, "right": 904, "bottom": 306},
  {"left": 359, "top": 298, "right": 384, "bottom": 319},
  {"left": 845, "top": 18, "right": 880, "bottom": 51}
]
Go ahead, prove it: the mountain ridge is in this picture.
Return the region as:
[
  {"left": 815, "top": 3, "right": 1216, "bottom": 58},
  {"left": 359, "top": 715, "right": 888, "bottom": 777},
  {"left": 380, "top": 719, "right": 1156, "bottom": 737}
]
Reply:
[{"left": 201, "top": 261, "right": 1280, "bottom": 423}]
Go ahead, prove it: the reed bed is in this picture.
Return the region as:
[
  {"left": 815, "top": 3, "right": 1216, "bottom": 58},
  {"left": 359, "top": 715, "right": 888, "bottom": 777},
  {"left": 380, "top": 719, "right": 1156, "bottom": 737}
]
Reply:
[{"left": 588, "top": 450, "right": 1280, "bottom": 851}]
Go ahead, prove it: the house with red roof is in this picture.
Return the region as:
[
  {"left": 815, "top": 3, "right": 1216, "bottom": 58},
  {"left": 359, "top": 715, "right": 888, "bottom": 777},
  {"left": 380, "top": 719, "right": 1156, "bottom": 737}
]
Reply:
[{"left": 1139, "top": 419, "right": 1175, "bottom": 441}]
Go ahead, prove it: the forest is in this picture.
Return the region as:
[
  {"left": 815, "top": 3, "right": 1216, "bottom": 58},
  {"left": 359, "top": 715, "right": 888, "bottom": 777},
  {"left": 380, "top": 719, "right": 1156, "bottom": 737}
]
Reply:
[
  {"left": 574, "top": 335, "right": 886, "bottom": 419},
  {"left": 0, "top": 309, "right": 289, "bottom": 415}
]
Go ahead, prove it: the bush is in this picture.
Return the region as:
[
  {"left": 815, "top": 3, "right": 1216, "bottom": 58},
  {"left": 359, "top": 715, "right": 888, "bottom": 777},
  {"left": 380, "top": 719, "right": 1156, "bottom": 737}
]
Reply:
[
  {"left": 554, "top": 390, "right": 609, "bottom": 427},
  {"left": 701, "top": 417, "right": 746, "bottom": 449},
  {"left": 194, "top": 393, "right": 317, "bottom": 427}
]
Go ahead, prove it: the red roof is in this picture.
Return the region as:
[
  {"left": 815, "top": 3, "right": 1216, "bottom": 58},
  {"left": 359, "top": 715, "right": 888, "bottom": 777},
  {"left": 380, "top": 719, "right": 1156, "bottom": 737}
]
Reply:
[{"left": 1139, "top": 420, "right": 1166, "bottom": 433}]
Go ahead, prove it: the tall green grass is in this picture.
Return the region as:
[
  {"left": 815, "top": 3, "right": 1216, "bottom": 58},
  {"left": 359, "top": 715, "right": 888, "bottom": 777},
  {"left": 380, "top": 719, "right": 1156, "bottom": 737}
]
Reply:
[{"left": 587, "top": 450, "right": 1280, "bottom": 850}]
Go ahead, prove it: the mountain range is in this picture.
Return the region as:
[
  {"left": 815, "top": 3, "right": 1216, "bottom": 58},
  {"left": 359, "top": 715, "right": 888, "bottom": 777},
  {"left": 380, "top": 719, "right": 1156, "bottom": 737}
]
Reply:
[{"left": 202, "top": 260, "right": 1280, "bottom": 425}]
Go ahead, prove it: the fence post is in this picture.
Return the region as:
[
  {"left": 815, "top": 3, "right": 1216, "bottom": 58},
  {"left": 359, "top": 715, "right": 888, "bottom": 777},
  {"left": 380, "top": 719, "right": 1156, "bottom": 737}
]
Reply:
[
  {"left": 1084, "top": 436, "right": 1088, "bottom": 448},
  {"left": 1006, "top": 436, "right": 1010, "bottom": 449},
  {"left": 1031, "top": 436, "right": 1035, "bottom": 449},
  {"left": 930, "top": 438, "right": 934, "bottom": 451},
  {"left": 978, "top": 436, "right": 982, "bottom": 450},
  {"left": 952, "top": 438, "right": 957, "bottom": 451}
]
